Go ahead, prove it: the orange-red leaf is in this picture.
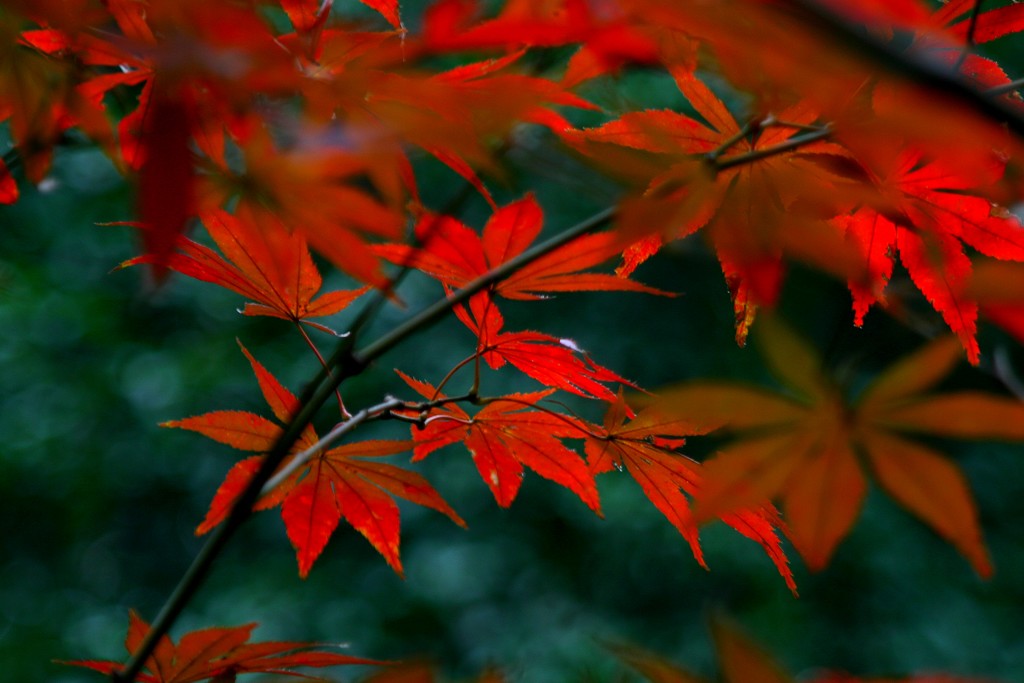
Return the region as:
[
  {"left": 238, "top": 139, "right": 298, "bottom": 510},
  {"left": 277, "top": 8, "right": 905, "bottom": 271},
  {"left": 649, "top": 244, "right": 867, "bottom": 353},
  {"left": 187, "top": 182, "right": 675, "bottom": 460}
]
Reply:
[
  {"left": 162, "top": 411, "right": 281, "bottom": 452},
  {"left": 375, "top": 194, "right": 670, "bottom": 300},
  {"left": 63, "top": 610, "right": 382, "bottom": 683},
  {"left": 454, "top": 292, "right": 639, "bottom": 401},
  {"left": 125, "top": 210, "right": 368, "bottom": 330},
  {"left": 169, "top": 350, "right": 458, "bottom": 576},
  {"left": 711, "top": 617, "right": 793, "bottom": 683},
  {"left": 652, "top": 320, "right": 1016, "bottom": 575},
  {"left": 401, "top": 373, "right": 600, "bottom": 512},
  {"left": 581, "top": 394, "right": 796, "bottom": 592},
  {"left": 282, "top": 438, "right": 462, "bottom": 577},
  {"left": 861, "top": 430, "right": 992, "bottom": 577}
]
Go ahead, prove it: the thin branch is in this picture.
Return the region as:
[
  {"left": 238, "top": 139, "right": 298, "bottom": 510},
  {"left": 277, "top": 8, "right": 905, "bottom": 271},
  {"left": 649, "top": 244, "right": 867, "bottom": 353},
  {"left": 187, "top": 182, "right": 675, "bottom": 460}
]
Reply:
[
  {"left": 260, "top": 397, "right": 403, "bottom": 494},
  {"left": 353, "top": 207, "right": 617, "bottom": 365},
  {"left": 706, "top": 116, "right": 764, "bottom": 162},
  {"left": 111, "top": 204, "right": 617, "bottom": 683},
  {"left": 431, "top": 354, "right": 478, "bottom": 400},
  {"left": 261, "top": 390, "right": 478, "bottom": 493},
  {"left": 992, "top": 345, "right": 1024, "bottom": 400},
  {"left": 764, "top": 118, "right": 829, "bottom": 133},
  {"left": 985, "top": 77, "right": 1024, "bottom": 98},
  {"left": 952, "top": 0, "right": 984, "bottom": 72},
  {"left": 711, "top": 126, "right": 833, "bottom": 172}
]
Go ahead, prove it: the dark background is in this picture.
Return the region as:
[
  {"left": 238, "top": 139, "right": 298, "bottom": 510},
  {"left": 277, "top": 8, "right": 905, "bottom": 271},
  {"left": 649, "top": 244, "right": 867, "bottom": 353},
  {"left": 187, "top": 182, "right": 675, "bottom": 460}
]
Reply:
[{"left": 3, "top": 3, "right": 1024, "bottom": 682}]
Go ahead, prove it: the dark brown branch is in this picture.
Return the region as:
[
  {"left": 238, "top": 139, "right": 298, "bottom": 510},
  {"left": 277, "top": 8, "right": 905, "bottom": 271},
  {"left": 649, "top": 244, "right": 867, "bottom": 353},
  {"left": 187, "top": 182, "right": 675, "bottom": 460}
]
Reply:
[{"left": 786, "top": 0, "right": 1024, "bottom": 139}]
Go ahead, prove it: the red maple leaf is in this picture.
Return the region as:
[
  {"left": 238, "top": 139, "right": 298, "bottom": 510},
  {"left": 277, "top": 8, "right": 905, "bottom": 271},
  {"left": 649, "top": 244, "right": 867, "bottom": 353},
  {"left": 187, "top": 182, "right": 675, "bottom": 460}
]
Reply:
[
  {"left": 0, "top": 158, "right": 16, "bottom": 204},
  {"left": 400, "top": 372, "right": 600, "bottom": 513},
  {"left": 64, "top": 610, "right": 383, "bottom": 683},
  {"left": 21, "top": 0, "right": 307, "bottom": 278},
  {"left": 423, "top": 0, "right": 661, "bottom": 86},
  {"left": 841, "top": 148, "right": 1024, "bottom": 364},
  {"left": 375, "top": 194, "right": 670, "bottom": 299},
  {"left": 123, "top": 210, "right": 369, "bottom": 334},
  {"left": 164, "top": 343, "right": 463, "bottom": 577},
  {"left": 453, "top": 291, "right": 638, "bottom": 401},
  {"left": 566, "top": 70, "right": 863, "bottom": 342},
  {"left": 579, "top": 392, "right": 796, "bottom": 593},
  {"left": 200, "top": 126, "right": 404, "bottom": 289}
]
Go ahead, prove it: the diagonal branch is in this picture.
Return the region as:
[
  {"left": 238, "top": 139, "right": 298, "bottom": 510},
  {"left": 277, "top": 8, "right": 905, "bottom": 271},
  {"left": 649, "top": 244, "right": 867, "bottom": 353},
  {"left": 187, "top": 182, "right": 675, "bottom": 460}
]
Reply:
[
  {"left": 786, "top": 0, "right": 1024, "bottom": 138},
  {"left": 110, "top": 204, "right": 616, "bottom": 683},
  {"left": 711, "top": 127, "right": 833, "bottom": 172}
]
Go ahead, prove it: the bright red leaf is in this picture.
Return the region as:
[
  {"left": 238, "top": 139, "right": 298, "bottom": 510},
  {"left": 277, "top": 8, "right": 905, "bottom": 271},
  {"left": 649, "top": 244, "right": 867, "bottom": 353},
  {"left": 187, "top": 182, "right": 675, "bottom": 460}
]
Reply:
[
  {"left": 123, "top": 210, "right": 369, "bottom": 334},
  {"left": 422, "top": 0, "right": 661, "bottom": 86},
  {"left": 566, "top": 70, "right": 866, "bottom": 340},
  {"left": 375, "top": 194, "right": 670, "bottom": 300},
  {"left": 400, "top": 372, "right": 601, "bottom": 513},
  {"left": 840, "top": 148, "right": 1024, "bottom": 364},
  {"left": 454, "top": 292, "right": 638, "bottom": 401},
  {"left": 165, "top": 344, "right": 462, "bottom": 577}
]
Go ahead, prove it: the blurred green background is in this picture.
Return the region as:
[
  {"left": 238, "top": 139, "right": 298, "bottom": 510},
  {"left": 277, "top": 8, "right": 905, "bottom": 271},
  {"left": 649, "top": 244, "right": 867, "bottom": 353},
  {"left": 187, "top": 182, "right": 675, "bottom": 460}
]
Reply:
[{"left": 4, "top": 6, "right": 1024, "bottom": 682}]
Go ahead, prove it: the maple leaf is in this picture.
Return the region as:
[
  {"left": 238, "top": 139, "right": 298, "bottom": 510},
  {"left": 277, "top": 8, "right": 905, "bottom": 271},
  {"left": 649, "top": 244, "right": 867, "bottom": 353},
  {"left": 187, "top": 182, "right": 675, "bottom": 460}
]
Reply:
[
  {"left": 0, "top": 15, "right": 113, "bottom": 189},
  {"left": 566, "top": 70, "right": 865, "bottom": 341},
  {"left": 613, "top": 615, "right": 1008, "bottom": 683},
  {"left": 122, "top": 210, "right": 369, "bottom": 334},
  {"left": 453, "top": 292, "right": 638, "bottom": 401},
  {"left": 296, "top": 38, "right": 594, "bottom": 207},
  {"left": 612, "top": 616, "right": 791, "bottom": 683},
  {"left": 164, "top": 344, "right": 463, "bottom": 577},
  {"left": 375, "top": 194, "right": 670, "bottom": 300},
  {"left": 422, "top": 0, "right": 661, "bottom": 86},
  {"left": 399, "top": 372, "right": 601, "bottom": 513},
  {"left": 63, "top": 610, "right": 383, "bottom": 683},
  {"left": 650, "top": 316, "right": 1024, "bottom": 575},
  {"left": 578, "top": 392, "right": 795, "bottom": 593},
  {"left": 963, "top": 259, "right": 1024, "bottom": 344},
  {"left": 21, "top": 1, "right": 306, "bottom": 277},
  {"left": 200, "top": 126, "right": 404, "bottom": 288},
  {"left": 840, "top": 147, "right": 1024, "bottom": 364}
]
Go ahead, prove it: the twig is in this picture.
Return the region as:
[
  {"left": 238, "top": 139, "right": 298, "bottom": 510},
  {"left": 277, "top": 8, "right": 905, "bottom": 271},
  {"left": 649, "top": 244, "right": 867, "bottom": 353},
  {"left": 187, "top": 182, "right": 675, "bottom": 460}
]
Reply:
[
  {"left": 985, "top": 77, "right": 1024, "bottom": 98},
  {"left": 259, "top": 390, "right": 476, "bottom": 494},
  {"left": 993, "top": 345, "right": 1024, "bottom": 400},
  {"left": 259, "top": 397, "right": 403, "bottom": 494},
  {"left": 711, "top": 127, "right": 833, "bottom": 172},
  {"left": 706, "top": 116, "right": 765, "bottom": 162}
]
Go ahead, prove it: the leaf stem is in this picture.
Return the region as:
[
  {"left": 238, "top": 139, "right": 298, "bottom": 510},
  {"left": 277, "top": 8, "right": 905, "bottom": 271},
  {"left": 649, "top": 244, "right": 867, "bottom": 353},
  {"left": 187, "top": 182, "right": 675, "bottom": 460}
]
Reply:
[
  {"left": 432, "top": 354, "right": 477, "bottom": 400},
  {"left": 296, "top": 322, "right": 350, "bottom": 419}
]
